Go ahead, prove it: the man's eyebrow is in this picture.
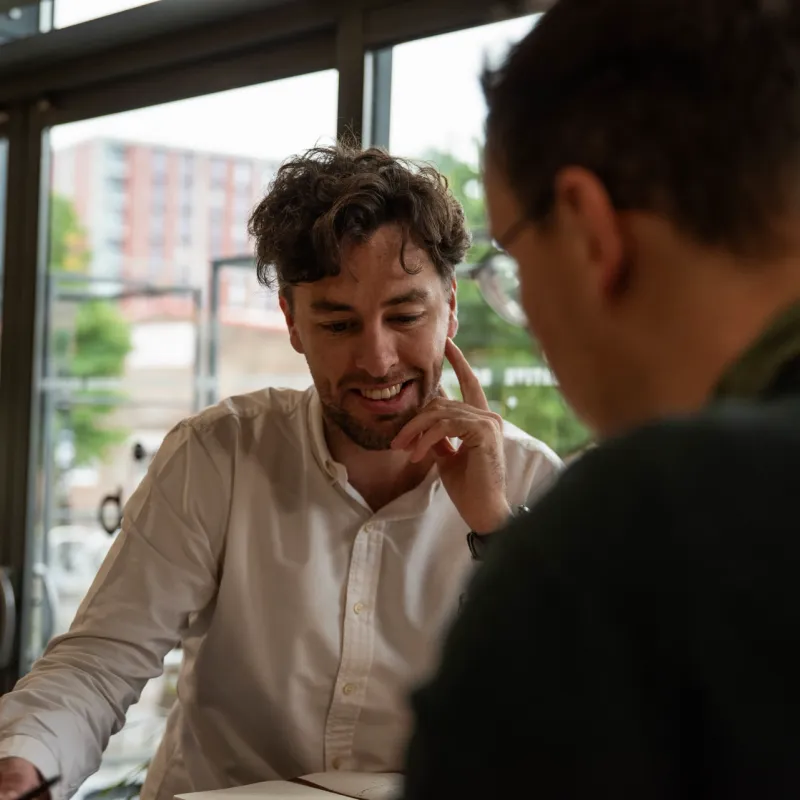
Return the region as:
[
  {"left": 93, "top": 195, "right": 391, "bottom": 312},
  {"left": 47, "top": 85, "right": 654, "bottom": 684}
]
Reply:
[
  {"left": 310, "top": 289, "right": 430, "bottom": 314},
  {"left": 384, "top": 289, "right": 430, "bottom": 306},
  {"left": 310, "top": 299, "right": 353, "bottom": 313}
]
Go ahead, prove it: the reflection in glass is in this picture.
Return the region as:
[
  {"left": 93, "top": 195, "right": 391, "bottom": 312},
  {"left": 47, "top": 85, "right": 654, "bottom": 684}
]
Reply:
[{"left": 0, "top": 3, "right": 51, "bottom": 45}]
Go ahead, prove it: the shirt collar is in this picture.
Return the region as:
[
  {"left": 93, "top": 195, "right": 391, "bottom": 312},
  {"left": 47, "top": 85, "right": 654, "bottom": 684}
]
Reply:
[
  {"left": 307, "top": 388, "right": 348, "bottom": 485},
  {"left": 713, "top": 300, "right": 800, "bottom": 401},
  {"left": 306, "top": 387, "right": 442, "bottom": 517}
]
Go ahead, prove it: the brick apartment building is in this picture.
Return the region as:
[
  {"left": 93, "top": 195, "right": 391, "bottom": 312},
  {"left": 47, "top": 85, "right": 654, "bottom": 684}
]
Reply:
[
  {"left": 53, "top": 137, "right": 281, "bottom": 319},
  {"left": 51, "top": 138, "right": 313, "bottom": 521}
]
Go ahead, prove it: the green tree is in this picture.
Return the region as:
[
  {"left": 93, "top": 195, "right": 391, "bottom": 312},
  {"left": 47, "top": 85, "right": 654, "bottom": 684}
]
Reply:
[
  {"left": 424, "top": 147, "right": 590, "bottom": 456},
  {"left": 50, "top": 195, "right": 91, "bottom": 274},
  {"left": 50, "top": 194, "right": 133, "bottom": 466}
]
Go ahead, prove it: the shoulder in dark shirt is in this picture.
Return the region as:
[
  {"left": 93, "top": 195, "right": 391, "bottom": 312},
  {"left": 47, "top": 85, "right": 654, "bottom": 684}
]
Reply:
[{"left": 403, "top": 397, "right": 800, "bottom": 800}]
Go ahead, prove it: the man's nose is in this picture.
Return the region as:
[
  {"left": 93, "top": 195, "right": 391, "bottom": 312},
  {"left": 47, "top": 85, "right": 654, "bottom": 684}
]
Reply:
[{"left": 354, "top": 327, "right": 399, "bottom": 377}]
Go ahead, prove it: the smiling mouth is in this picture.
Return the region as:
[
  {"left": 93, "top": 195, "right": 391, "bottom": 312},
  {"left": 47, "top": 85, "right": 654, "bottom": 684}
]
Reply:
[{"left": 355, "top": 380, "right": 413, "bottom": 401}]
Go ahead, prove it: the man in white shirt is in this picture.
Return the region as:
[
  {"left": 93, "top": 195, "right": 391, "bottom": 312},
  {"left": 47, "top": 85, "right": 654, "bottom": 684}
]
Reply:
[{"left": 0, "top": 144, "right": 560, "bottom": 800}]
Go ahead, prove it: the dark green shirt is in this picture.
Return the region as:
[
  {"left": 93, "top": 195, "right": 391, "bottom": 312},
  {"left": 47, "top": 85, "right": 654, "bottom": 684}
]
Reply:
[
  {"left": 714, "top": 302, "right": 800, "bottom": 400},
  {"left": 403, "top": 304, "right": 800, "bottom": 800}
]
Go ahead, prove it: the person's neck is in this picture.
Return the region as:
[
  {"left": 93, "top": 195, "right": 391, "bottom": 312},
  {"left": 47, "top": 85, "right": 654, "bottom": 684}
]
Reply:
[
  {"left": 626, "top": 252, "right": 800, "bottom": 427},
  {"left": 324, "top": 421, "right": 435, "bottom": 512}
]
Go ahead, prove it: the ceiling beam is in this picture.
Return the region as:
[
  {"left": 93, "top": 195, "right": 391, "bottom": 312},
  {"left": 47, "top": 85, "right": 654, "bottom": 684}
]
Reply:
[
  {"left": 364, "top": 0, "right": 551, "bottom": 49},
  {"left": 39, "top": 30, "right": 336, "bottom": 127},
  {"left": 0, "top": 0, "right": 334, "bottom": 104},
  {"left": 0, "top": 0, "right": 547, "bottom": 110}
]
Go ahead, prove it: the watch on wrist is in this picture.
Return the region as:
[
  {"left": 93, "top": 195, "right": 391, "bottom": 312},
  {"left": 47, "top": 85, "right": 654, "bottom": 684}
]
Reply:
[{"left": 466, "top": 504, "right": 530, "bottom": 561}]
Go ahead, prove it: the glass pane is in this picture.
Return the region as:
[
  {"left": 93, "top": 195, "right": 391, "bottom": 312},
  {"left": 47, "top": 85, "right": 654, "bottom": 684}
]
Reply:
[
  {"left": 27, "top": 71, "right": 336, "bottom": 796},
  {"left": 212, "top": 260, "right": 311, "bottom": 401},
  {"left": 54, "top": 0, "right": 159, "bottom": 28},
  {"left": 389, "top": 21, "right": 590, "bottom": 458},
  {"left": 0, "top": 3, "right": 48, "bottom": 44}
]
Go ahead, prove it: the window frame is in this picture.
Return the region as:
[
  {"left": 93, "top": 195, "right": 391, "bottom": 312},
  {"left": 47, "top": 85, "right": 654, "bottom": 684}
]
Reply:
[{"left": 0, "top": 0, "right": 544, "bottom": 689}]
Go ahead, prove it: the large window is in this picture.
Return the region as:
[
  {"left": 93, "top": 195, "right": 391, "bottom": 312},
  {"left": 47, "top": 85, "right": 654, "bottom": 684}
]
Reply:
[
  {"left": 31, "top": 70, "right": 337, "bottom": 799},
  {"left": 389, "top": 20, "right": 589, "bottom": 458}
]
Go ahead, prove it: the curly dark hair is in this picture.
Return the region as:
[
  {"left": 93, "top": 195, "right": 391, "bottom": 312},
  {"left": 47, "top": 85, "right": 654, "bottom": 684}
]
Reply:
[
  {"left": 248, "top": 142, "right": 471, "bottom": 293},
  {"left": 483, "top": 0, "right": 800, "bottom": 256}
]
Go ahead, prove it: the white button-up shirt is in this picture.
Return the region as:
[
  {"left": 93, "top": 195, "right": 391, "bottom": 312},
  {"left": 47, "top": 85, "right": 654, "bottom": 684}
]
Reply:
[{"left": 0, "top": 387, "right": 560, "bottom": 800}]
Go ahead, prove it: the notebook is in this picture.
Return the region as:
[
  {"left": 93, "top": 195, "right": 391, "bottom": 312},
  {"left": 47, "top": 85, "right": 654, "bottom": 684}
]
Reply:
[{"left": 176, "top": 772, "right": 402, "bottom": 800}]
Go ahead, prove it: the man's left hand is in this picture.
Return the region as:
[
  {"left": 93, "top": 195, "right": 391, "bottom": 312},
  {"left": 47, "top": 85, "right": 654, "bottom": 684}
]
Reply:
[{"left": 392, "top": 338, "right": 510, "bottom": 533}]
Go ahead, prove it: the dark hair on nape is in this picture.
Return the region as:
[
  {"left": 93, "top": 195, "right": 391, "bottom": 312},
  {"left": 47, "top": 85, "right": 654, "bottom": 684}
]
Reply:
[
  {"left": 248, "top": 138, "right": 471, "bottom": 295},
  {"left": 482, "top": 0, "right": 800, "bottom": 257}
]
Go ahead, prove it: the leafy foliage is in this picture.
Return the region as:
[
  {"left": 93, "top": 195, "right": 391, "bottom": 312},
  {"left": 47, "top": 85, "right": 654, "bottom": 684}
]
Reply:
[
  {"left": 423, "top": 147, "right": 590, "bottom": 456},
  {"left": 50, "top": 195, "right": 132, "bottom": 466}
]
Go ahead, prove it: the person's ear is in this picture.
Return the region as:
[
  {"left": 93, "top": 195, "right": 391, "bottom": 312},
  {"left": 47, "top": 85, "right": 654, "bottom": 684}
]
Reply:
[
  {"left": 447, "top": 277, "right": 459, "bottom": 339},
  {"left": 279, "top": 291, "right": 304, "bottom": 354},
  {"left": 552, "top": 166, "right": 626, "bottom": 304}
]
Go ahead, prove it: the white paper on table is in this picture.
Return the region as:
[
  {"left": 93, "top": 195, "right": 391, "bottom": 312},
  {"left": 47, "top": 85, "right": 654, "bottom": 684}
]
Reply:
[
  {"left": 299, "top": 772, "right": 401, "bottom": 799},
  {"left": 176, "top": 780, "right": 333, "bottom": 799},
  {"left": 175, "top": 772, "right": 402, "bottom": 800}
]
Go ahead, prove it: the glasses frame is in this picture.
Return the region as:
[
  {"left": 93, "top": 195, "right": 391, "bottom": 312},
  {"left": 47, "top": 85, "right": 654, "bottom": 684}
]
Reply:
[{"left": 458, "top": 249, "right": 526, "bottom": 328}]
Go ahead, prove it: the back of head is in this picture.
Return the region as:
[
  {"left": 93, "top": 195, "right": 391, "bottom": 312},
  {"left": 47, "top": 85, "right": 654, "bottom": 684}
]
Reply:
[{"left": 484, "top": 0, "right": 800, "bottom": 256}]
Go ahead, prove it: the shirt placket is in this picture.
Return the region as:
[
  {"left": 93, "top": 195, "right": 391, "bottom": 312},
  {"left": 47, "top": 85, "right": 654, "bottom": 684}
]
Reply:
[{"left": 323, "top": 518, "right": 384, "bottom": 772}]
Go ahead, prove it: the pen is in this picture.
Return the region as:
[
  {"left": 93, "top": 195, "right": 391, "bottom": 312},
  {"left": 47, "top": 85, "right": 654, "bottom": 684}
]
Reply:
[{"left": 11, "top": 776, "right": 60, "bottom": 800}]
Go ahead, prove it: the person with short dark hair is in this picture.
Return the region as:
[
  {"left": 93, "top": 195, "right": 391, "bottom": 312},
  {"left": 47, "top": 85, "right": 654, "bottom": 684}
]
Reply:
[
  {"left": 402, "top": 1, "right": 800, "bottom": 797},
  {"left": 0, "top": 144, "right": 560, "bottom": 800}
]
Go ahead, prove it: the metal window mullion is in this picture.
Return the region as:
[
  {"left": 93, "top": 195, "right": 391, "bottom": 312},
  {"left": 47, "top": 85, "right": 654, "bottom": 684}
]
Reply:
[
  {"left": 336, "top": 10, "right": 367, "bottom": 142},
  {"left": 362, "top": 46, "right": 392, "bottom": 149},
  {"left": 0, "top": 103, "right": 48, "bottom": 691}
]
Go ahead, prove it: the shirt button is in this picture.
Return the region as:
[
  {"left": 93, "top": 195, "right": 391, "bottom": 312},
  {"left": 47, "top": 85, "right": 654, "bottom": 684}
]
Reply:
[
  {"left": 342, "top": 683, "right": 356, "bottom": 696},
  {"left": 354, "top": 602, "right": 365, "bottom": 615},
  {"left": 332, "top": 758, "right": 343, "bottom": 770},
  {"left": 364, "top": 522, "right": 375, "bottom": 533}
]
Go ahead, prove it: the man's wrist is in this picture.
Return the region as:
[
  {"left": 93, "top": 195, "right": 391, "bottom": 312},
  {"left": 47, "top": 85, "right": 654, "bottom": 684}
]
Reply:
[
  {"left": 466, "top": 504, "right": 529, "bottom": 560},
  {"left": 0, "top": 738, "right": 61, "bottom": 788},
  {"left": 469, "top": 500, "right": 513, "bottom": 535}
]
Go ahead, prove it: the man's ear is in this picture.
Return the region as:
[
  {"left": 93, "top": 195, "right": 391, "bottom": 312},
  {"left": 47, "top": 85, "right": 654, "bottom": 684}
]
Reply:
[
  {"left": 279, "top": 291, "right": 304, "bottom": 354},
  {"left": 447, "top": 277, "right": 459, "bottom": 339},
  {"left": 552, "top": 166, "right": 626, "bottom": 304}
]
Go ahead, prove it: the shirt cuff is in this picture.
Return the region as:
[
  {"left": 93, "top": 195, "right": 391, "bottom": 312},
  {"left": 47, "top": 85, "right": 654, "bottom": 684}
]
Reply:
[{"left": 0, "top": 735, "right": 64, "bottom": 800}]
